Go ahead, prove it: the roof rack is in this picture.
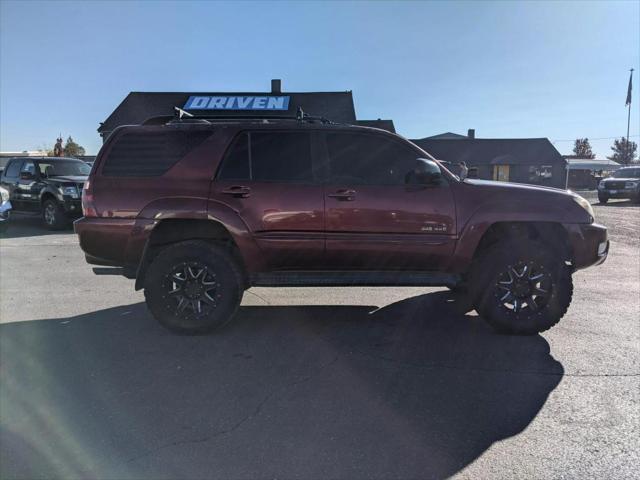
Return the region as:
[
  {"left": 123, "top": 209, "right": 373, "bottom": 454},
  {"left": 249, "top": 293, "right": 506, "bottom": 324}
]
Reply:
[{"left": 141, "top": 106, "right": 342, "bottom": 127}]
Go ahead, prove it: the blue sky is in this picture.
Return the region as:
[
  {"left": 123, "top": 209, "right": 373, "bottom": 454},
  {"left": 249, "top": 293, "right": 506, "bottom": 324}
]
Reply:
[{"left": 1, "top": 0, "right": 638, "bottom": 157}]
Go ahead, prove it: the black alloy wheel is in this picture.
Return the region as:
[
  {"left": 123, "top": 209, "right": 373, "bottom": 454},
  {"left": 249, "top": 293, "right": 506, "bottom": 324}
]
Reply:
[
  {"left": 493, "top": 261, "right": 553, "bottom": 314},
  {"left": 162, "top": 262, "right": 221, "bottom": 318},
  {"left": 473, "top": 240, "right": 573, "bottom": 335},
  {"left": 144, "top": 240, "right": 243, "bottom": 334}
]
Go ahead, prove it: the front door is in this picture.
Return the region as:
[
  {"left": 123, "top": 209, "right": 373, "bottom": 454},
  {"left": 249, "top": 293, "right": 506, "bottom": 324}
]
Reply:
[
  {"left": 321, "top": 131, "right": 457, "bottom": 271},
  {"left": 210, "top": 130, "right": 324, "bottom": 270},
  {"left": 493, "top": 165, "right": 510, "bottom": 182},
  {"left": 16, "top": 160, "right": 41, "bottom": 212}
]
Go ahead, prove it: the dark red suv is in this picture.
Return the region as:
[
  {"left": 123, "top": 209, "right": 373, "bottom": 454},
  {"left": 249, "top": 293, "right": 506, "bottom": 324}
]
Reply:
[{"left": 75, "top": 117, "right": 608, "bottom": 335}]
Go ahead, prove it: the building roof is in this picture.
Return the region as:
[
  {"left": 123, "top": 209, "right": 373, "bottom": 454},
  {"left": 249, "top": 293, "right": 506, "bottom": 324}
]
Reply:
[
  {"left": 566, "top": 159, "right": 622, "bottom": 170},
  {"left": 99, "top": 91, "right": 357, "bottom": 135},
  {"left": 421, "top": 132, "right": 469, "bottom": 140},
  {"left": 354, "top": 119, "right": 396, "bottom": 133},
  {"left": 411, "top": 137, "right": 565, "bottom": 166}
]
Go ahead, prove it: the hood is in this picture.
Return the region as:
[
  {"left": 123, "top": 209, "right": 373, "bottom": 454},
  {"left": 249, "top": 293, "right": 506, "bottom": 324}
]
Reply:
[
  {"left": 602, "top": 176, "right": 640, "bottom": 182},
  {"left": 464, "top": 178, "right": 572, "bottom": 196},
  {"left": 46, "top": 175, "right": 88, "bottom": 184}
]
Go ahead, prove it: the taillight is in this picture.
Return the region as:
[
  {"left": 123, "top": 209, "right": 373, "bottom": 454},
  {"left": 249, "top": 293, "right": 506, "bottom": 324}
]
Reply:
[{"left": 82, "top": 180, "right": 97, "bottom": 217}]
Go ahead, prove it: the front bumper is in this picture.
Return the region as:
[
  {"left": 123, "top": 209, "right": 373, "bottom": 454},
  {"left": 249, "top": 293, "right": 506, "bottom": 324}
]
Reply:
[
  {"left": 598, "top": 187, "right": 640, "bottom": 199},
  {"left": 565, "top": 223, "right": 608, "bottom": 270},
  {"left": 61, "top": 197, "right": 82, "bottom": 216},
  {"left": 0, "top": 200, "right": 12, "bottom": 222}
]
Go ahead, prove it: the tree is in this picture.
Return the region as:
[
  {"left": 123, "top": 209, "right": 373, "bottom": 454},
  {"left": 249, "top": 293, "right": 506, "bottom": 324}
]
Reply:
[
  {"left": 607, "top": 137, "right": 638, "bottom": 165},
  {"left": 572, "top": 138, "right": 595, "bottom": 159},
  {"left": 63, "top": 136, "right": 86, "bottom": 158}
]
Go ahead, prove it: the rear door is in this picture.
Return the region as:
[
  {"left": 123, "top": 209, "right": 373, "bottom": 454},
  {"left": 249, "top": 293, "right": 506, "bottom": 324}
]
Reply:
[
  {"left": 210, "top": 130, "right": 325, "bottom": 270},
  {"left": 321, "top": 131, "right": 457, "bottom": 271}
]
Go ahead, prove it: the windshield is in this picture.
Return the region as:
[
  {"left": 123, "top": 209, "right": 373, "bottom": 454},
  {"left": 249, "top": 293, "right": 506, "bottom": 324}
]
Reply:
[
  {"left": 36, "top": 160, "right": 91, "bottom": 177},
  {"left": 611, "top": 168, "right": 640, "bottom": 178}
]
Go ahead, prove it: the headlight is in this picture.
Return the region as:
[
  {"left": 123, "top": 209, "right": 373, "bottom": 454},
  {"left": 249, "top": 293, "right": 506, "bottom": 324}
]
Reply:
[
  {"left": 625, "top": 181, "right": 638, "bottom": 189},
  {"left": 59, "top": 186, "right": 79, "bottom": 199},
  {"left": 0, "top": 186, "right": 8, "bottom": 203},
  {"left": 572, "top": 194, "right": 594, "bottom": 220}
]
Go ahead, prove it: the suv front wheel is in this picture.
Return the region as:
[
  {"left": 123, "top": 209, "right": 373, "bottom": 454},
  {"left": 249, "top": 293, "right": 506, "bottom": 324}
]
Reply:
[
  {"left": 144, "top": 240, "right": 244, "bottom": 334},
  {"left": 472, "top": 241, "right": 573, "bottom": 335},
  {"left": 42, "top": 199, "right": 68, "bottom": 230}
]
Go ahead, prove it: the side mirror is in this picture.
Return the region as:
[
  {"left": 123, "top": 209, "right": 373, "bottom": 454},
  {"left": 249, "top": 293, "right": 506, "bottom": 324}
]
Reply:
[
  {"left": 406, "top": 158, "right": 442, "bottom": 186},
  {"left": 20, "top": 171, "right": 35, "bottom": 180}
]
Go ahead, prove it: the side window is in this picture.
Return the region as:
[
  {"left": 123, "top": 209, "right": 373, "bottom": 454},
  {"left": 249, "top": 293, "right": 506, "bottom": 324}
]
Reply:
[
  {"left": 4, "top": 160, "right": 22, "bottom": 178},
  {"left": 217, "top": 131, "right": 314, "bottom": 183},
  {"left": 326, "top": 133, "right": 418, "bottom": 185},
  {"left": 251, "top": 132, "right": 313, "bottom": 183},
  {"left": 217, "top": 133, "right": 250, "bottom": 180},
  {"left": 20, "top": 161, "right": 35, "bottom": 175}
]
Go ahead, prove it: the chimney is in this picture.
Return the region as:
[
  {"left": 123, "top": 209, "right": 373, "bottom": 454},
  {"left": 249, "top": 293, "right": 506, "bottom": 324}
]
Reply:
[
  {"left": 468, "top": 129, "right": 475, "bottom": 139},
  {"left": 271, "top": 79, "right": 282, "bottom": 93}
]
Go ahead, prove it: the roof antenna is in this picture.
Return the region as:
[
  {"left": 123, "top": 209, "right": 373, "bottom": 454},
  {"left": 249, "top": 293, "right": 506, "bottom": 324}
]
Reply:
[{"left": 174, "top": 106, "right": 194, "bottom": 119}]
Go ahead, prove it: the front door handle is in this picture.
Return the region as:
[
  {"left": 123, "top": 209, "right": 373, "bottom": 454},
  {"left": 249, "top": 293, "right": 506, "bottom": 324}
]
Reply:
[
  {"left": 221, "top": 186, "right": 251, "bottom": 198},
  {"left": 327, "top": 189, "right": 356, "bottom": 201}
]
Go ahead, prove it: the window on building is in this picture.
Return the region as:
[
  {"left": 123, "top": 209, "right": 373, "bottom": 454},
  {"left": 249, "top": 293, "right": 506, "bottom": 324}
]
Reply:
[
  {"left": 528, "top": 165, "right": 553, "bottom": 182},
  {"left": 326, "top": 133, "right": 417, "bottom": 185}
]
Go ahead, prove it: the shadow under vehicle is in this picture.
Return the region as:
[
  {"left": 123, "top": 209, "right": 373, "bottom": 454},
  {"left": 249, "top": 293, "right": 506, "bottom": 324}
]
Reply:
[{"left": 0, "top": 291, "right": 563, "bottom": 480}]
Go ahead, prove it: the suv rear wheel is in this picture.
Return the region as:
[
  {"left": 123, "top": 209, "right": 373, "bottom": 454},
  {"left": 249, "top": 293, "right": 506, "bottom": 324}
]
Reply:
[
  {"left": 472, "top": 241, "right": 573, "bottom": 335},
  {"left": 598, "top": 194, "right": 608, "bottom": 204},
  {"left": 42, "top": 199, "right": 68, "bottom": 230},
  {"left": 144, "top": 240, "right": 244, "bottom": 334}
]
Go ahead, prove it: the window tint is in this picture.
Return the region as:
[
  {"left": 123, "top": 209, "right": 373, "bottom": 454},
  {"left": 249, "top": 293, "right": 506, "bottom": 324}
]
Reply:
[
  {"left": 4, "top": 160, "right": 22, "bottom": 178},
  {"left": 218, "top": 133, "right": 250, "bottom": 180},
  {"left": 102, "top": 130, "right": 212, "bottom": 177},
  {"left": 251, "top": 132, "right": 313, "bottom": 183},
  {"left": 21, "top": 161, "right": 36, "bottom": 175},
  {"left": 217, "top": 131, "right": 314, "bottom": 183},
  {"left": 326, "top": 133, "right": 417, "bottom": 185}
]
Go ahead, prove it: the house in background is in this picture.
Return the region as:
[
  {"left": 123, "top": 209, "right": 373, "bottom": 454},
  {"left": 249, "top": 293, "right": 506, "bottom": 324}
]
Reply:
[{"left": 411, "top": 130, "right": 568, "bottom": 189}]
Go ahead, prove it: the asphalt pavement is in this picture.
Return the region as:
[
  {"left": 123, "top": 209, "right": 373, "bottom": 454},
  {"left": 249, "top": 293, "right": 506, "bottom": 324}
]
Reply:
[{"left": 0, "top": 194, "right": 638, "bottom": 479}]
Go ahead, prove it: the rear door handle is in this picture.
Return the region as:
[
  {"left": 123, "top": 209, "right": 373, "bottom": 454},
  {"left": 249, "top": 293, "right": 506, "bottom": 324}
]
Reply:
[
  {"left": 327, "top": 189, "right": 356, "bottom": 201},
  {"left": 221, "top": 186, "right": 251, "bottom": 198}
]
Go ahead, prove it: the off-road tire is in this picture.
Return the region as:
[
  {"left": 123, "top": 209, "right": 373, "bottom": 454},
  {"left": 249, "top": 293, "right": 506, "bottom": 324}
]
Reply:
[
  {"left": 144, "top": 240, "right": 244, "bottom": 334},
  {"left": 598, "top": 195, "right": 608, "bottom": 204},
  {"left": 472, "top": 240, "right": 573, "bottom": 335},
  {"left": 42, "top": 199, "right": 68, "bottom": 230}
]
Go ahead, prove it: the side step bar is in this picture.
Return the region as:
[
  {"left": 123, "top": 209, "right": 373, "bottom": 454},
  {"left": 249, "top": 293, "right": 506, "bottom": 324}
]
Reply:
[
  {"left": 92, "top": 267, "right": 136, "bottom": 279},
  {"left": 250, "top": 271, "right": 460, "bottom": 288}
]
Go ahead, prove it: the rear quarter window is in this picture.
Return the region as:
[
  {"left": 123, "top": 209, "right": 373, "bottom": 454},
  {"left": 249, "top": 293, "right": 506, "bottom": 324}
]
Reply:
[{"left": 101, "top": 130, "right": 212, "bottom": 177}]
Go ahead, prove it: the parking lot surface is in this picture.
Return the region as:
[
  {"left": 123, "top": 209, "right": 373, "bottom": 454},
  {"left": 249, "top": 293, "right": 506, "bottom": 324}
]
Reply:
[{"left": 1, "top": 194, "right": 638, "bottom": 479}]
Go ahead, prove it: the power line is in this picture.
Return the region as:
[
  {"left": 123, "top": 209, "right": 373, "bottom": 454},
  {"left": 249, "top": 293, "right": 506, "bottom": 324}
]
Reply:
[{"left": 552, "top": 135, "right": 639, "bottom": 143}]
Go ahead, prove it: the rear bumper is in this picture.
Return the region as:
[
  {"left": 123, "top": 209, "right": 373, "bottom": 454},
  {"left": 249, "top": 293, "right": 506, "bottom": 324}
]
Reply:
[
  {"left": 565, "top": 223, "right": 608, "bottom": 270},
  {"left": 74, "top": 217, "right": 152, "bottom": 268}
]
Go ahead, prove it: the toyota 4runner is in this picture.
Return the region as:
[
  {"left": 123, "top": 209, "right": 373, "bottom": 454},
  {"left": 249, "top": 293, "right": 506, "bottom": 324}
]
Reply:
[{"left": 75, "top": 117, "right": 608, "bottom": 335}]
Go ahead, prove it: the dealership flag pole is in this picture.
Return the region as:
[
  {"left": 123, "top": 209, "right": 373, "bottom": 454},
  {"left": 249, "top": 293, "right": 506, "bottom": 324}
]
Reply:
[{"left": 626, "top": 69, "right": 633, "bottom": 163}]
